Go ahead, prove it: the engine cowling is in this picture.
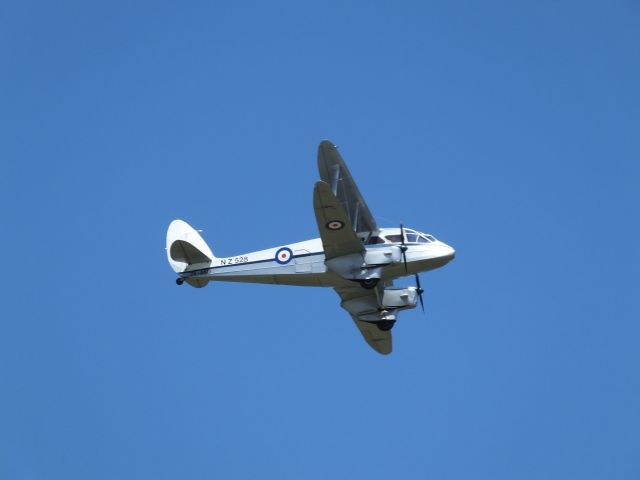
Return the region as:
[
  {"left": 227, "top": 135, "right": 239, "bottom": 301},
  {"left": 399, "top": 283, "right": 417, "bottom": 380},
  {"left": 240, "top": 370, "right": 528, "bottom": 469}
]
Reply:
[
  {"left": 340, "top": 287, "right": 419, "bottom": 322},
  {"left": 324, "top": 246, "right": 404, "bottom": 283}
]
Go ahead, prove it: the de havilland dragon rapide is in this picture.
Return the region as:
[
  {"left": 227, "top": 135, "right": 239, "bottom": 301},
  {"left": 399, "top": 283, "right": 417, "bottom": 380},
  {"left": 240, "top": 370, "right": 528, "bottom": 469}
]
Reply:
[{"left": 166, "top": 140, "right": 455, "bottom": 354}]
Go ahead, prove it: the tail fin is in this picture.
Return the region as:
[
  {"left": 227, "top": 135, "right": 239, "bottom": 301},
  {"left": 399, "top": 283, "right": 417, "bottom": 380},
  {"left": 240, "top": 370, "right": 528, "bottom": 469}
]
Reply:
[{"left": 166, "top": 219, "right": 215, "bottom": 288}]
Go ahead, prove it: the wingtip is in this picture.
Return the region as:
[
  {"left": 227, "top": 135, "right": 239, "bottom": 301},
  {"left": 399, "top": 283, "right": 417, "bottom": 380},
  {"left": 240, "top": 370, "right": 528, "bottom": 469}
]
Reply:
[
  {"left": 374, "top": 341, "right": 393, "bottom": 355},
  {"left": 318, "top": 139, "right": 337, "bottom": 149}
]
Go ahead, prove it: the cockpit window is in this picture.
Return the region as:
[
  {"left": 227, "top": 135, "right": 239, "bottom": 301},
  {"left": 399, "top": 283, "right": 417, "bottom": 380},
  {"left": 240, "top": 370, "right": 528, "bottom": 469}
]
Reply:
[
  {"left": 418, "top": 234, "right": 437, "bottom": 243},
  {"left": 406, "top": 233, "right": 418, "bottom": 243}
]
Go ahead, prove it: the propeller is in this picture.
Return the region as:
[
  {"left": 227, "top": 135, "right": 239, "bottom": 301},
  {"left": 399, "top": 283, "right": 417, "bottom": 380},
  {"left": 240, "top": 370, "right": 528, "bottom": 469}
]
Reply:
[
  {"left": 415, "top": 273, "right": 425, "bottom": 313},
  {"left": 399, "top": 223, "right": 408, "bottom": 273}
]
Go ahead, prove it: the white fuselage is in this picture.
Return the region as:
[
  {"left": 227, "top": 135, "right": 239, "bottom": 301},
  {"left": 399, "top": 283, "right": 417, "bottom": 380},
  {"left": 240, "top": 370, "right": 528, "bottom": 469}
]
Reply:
[{"left": 180, "top": 227, "right": 455, "bottom": 288}]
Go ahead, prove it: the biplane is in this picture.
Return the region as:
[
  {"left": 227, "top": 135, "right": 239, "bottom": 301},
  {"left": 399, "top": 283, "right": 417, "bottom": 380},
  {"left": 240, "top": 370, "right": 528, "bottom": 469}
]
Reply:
[{"left": 166, "top": 141, "right": 455, "bottom": 354}]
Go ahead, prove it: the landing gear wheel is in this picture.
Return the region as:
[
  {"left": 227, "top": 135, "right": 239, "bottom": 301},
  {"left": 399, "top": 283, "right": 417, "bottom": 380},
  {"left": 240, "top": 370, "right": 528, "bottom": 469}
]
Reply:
[
  {"left": 376, "top": 320, "right": 396, "bottom": 331},
  {"left": 359, "top": 278, "right": 379, "bottom": 290},
  {"left": 176, "top": 278, "right": 185, "bottom": 285}
]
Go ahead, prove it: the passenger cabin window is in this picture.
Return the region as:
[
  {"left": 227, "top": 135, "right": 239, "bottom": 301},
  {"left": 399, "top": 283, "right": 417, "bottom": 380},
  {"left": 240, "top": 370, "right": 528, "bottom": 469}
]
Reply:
[
  {"left": 366, "top": 236, "right": 385, "bottom": 245},
  {"left": 384, "top": 232, "right": 437, "bottom": 244},
  {"left": 384, "top": 234, "right": 403, "bottom": 243}
]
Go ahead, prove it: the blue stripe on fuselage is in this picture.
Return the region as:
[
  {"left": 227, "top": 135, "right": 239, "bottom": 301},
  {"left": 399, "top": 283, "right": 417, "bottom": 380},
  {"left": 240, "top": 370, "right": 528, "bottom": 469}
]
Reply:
[{"left": 181, "top": 251, "right": 325, "bottom": 277}]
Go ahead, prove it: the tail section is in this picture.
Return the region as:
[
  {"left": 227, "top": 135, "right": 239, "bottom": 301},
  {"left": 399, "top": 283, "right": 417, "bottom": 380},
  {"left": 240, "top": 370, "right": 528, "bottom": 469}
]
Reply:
[{"left": 166, "top": 219, "right": 215, "bottom": 288}]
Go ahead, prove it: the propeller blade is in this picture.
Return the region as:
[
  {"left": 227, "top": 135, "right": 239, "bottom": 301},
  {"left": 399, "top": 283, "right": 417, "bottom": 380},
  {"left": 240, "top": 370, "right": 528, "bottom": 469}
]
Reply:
[
  {"left": 400, "top": 223, "right": 408, "bottom": 272},
  {"left": 415, "top": 274, "right": 425, "bottom": 313}
]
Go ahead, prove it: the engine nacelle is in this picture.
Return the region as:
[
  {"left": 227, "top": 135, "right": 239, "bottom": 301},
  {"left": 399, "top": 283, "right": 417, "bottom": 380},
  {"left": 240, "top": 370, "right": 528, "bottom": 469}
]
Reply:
[
  {"left": 325, "top": 254, "right": 382, "bottom": 281},
  {"left": 341, "top": 287, "right": 419, "bottom": 321},
  {"left": 324, "top": 246, "right": 404, "bottom": 282},
  {"left": 363, "top": 246, "right": 403, "bottom": 266},
  {"left": 381, "top": 287, "right": 419, "bottom": 309}
]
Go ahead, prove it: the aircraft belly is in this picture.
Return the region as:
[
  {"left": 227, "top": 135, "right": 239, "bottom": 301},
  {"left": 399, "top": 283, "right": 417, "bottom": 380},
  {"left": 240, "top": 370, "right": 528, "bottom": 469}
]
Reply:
[
  {"left": 194, "top": 254, "right": 341, "bottom": 287},
  {"left": 206, "top": 272, "right": 341, "bottom": 287}
]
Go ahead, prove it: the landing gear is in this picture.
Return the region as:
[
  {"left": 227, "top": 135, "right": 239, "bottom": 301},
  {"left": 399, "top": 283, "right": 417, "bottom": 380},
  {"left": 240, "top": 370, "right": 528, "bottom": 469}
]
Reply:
[
  {"left": 376, "top": 320, "right": 396, "bottom": 331},
  {"left": 176, "top": 278, "right": 184, "bottom": 285},
  {"left": 359, "top": 278, "right": 379, "bottom": 290}
]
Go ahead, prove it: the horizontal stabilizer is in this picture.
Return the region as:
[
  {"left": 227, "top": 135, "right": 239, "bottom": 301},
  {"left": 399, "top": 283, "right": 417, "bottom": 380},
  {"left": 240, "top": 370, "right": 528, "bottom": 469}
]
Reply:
[{"left": 185, "top": 278, "right": 209, "bottom": 288}]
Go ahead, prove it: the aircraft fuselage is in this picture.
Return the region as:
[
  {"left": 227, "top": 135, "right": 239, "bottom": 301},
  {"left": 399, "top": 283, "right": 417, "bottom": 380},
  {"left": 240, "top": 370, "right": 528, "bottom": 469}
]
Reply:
[{"left": 179, "top": 229, "right": 455, "bottom": 288}]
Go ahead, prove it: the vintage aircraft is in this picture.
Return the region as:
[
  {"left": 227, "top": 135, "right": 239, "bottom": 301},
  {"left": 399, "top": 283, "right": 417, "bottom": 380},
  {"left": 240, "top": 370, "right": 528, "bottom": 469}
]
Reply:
[{"left": 166, "top": 140, "right": 455, "bottom": 354}]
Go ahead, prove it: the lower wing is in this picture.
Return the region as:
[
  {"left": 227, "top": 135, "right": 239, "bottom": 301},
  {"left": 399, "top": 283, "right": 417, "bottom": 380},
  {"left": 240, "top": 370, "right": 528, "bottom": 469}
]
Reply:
[{"left": 335, "top": 285, "right": 393, "bottom": 355}]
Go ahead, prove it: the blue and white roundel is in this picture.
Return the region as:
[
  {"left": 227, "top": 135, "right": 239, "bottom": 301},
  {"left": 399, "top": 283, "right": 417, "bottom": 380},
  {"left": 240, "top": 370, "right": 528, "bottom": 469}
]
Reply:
[{"left": 275, "top": 247, "right": 293, "bottom": 264}]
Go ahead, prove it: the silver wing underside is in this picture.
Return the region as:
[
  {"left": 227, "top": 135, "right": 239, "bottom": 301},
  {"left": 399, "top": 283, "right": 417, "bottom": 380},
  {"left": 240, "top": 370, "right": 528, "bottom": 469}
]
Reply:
[{"left": 317, "top": 141, "right": 379, "bottom": 235}]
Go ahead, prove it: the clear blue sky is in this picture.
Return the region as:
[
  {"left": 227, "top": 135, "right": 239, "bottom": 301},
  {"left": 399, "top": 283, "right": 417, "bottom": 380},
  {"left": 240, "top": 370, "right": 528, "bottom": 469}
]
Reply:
[{"left": 1, "top": 1, "right": 639, "bottom": 478}]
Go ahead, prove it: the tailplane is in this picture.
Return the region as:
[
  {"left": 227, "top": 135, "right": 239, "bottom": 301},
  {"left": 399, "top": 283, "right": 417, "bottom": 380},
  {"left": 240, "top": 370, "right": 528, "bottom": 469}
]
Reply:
[{"left": 166, "top": 219, "right": 215, "bottom": 288}]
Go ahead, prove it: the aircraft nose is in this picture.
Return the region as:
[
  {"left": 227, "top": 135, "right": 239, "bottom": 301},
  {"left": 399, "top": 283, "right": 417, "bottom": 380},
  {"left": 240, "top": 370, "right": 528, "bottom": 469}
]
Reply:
[{"left": 442, "top": 244, "right": 455, "bottom": 260}]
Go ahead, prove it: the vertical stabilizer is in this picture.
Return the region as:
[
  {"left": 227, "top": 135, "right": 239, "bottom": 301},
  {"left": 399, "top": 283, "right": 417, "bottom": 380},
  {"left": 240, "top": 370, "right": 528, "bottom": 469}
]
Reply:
[{"left": 166, "top": 220, "right": 215, "bottom": 287}]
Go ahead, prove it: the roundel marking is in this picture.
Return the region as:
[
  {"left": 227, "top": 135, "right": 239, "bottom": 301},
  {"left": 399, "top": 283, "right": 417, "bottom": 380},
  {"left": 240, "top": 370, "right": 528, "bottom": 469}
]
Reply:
[
  {"left": 326, "top": 220, "right": 345, "bottom": 231},
  {"left": 275, "top": 247, "right": 293, "bottom": 264}
]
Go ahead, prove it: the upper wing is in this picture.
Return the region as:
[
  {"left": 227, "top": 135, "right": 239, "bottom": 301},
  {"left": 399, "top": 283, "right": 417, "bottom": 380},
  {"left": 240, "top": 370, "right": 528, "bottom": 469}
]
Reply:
[
  {"left": 316, "top": 141, "right": 390, "bottom": 354},
  {"left": 335, "top": 284, "right": 392, "bottom": 355},
  {"left": 313, "top": 181, "right": 364, "bottom": 260},
  {"left": 317, "top": 140, "right": 379, "bottom": 235}
]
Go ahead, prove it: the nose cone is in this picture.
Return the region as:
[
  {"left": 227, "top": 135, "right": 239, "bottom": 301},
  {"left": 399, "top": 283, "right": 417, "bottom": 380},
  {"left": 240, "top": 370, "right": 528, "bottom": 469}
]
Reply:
[{"left": 441, "top": 243, "right": 456, "bottom": 261}]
